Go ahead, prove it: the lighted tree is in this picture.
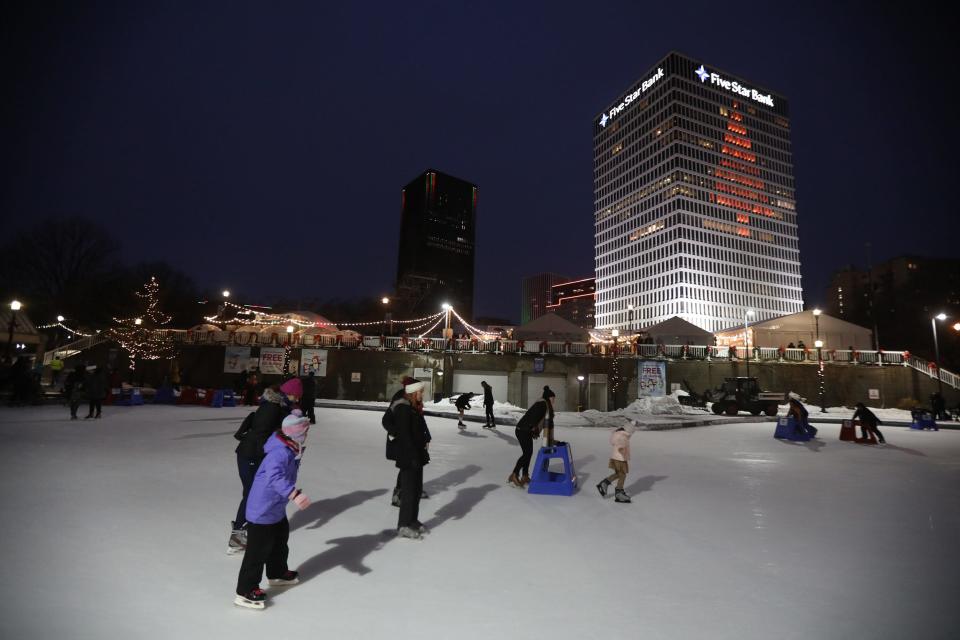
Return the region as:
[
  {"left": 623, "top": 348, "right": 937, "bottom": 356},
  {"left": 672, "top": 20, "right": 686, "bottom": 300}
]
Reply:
[{"left": 109, "top": 276, "right": 176, "bottom": 370}]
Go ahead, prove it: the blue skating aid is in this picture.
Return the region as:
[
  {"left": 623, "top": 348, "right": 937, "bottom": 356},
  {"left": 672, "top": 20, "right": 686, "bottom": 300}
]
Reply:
[
  {"left": 221, "top": 390, "right": 237, "bottom": 407},
  {"left": 527, "top": 443, "right": 577, "bottom": 496},
  {"left": 910, "top": 411, "right": 938, "bottom": 431},
  {"left": 774, "top": 416, "right": 811, "bottom": 441}
]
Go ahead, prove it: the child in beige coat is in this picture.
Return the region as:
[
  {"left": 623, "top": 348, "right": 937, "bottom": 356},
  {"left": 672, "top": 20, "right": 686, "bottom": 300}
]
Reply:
[{"left": 597, "top": 422, "right": 635, "bottom": 503}]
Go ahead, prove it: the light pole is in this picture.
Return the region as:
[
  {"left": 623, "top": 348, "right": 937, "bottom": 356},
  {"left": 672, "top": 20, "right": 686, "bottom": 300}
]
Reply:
[
  {"left": 744, "top": 309, "right": 755, "bottom": 378},
  {"left": 577, "top": 374, "right": 585, "bottom": 412},
  {"left": 931, "top": 313, "right": 947, "bottom": 399},
  {"left": 815, "top": 339, "right": 826, "bottom": 412},
  {"left": 442, "top": 303, "right": 453, "bottom": 347},
  {"left": 6, "top": 300, "right": 22, "bottom": 359},
  {"left": 219, "top": 290, "right": 231, "bottom": 321},
  {"left": 382, "top": 297, "right": 392, "bottom": 336}
]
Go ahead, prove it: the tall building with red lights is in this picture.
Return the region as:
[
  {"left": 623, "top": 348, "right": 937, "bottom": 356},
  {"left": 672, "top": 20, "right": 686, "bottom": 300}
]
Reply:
[
  {"left": 593, "top": 52, "right": 803, "bottom": 333},
  {"left": 546, "top": 277, "right": 596, "bottom": 329}
]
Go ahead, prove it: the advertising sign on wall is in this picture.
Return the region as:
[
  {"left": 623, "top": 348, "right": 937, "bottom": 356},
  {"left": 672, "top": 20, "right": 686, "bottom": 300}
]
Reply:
[
  {"left": 259, "top": 347, "right": 286, "bottom": 375},
  {"left": 300, "top": 349, "right": 328, "bottom": 377},
  {"left": 637, "top": 360, "right": 666, "bottom": 397},
  {"left": 224, "top": 347, "right": 251, "bottom": 373}
]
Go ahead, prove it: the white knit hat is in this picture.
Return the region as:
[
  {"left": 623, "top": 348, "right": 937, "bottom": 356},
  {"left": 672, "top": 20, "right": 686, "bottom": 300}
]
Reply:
[{"left": 405, "top": 380, "right": 425, "bottom": 394}]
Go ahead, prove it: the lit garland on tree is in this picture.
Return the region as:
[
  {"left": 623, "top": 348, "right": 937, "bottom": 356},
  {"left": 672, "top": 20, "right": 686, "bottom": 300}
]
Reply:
[{"left": 109, "top": 276, "right": 176, "bottom": 370}]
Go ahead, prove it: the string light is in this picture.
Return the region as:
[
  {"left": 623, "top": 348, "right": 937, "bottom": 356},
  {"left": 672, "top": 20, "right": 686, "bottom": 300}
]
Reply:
[
  {"left": 38, "top": 321, "right": 92, "bottom": 337},
  {"left": 204, "top": 300, "right": 445, "bottom": 329},
  {"left": 108, "top": 276, "right": 176, "bottom": 370},
  {"left": 417, "top": 316, "right": 445, "bottom": 339}
]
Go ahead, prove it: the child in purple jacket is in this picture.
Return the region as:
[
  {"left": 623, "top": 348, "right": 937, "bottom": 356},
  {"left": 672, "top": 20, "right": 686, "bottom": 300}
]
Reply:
[{"left": 234, "top": 411, "right": 312, "bottom": 610}]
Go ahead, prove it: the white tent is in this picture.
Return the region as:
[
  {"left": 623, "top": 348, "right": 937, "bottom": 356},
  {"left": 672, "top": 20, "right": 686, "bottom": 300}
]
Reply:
[{"left": 715, "top": 310, "right": 873, "bottom": 350}]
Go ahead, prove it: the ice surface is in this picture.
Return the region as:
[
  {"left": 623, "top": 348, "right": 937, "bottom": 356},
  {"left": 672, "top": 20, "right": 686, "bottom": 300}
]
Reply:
[{"left": 0, "top": 404, "right": 957, "bottom": 639}]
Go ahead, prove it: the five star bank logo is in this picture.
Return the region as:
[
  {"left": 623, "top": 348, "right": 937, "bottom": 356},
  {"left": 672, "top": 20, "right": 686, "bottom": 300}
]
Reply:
[
  {"left": 599, "top": 112, "right": 609, "bottom": 128},
  {"left": 695, "top": 65, "right": 709, "bottom": 82}
]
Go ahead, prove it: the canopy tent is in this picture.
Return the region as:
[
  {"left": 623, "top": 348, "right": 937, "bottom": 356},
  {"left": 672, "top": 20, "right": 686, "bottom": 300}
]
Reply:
[
  {"left": 512, "top": 312, "right": 590, "bottom": 343},
  {"left": 640, "top": 316, "right": 715, "bottom": 345},
  {"left": 714, "top": 310, "right": 873, "bottom": 350}
]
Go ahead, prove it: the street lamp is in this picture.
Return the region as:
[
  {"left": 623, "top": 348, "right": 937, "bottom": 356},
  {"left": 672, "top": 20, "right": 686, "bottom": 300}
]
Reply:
[
  {"left": 442, "top": 303, "right": 453, "bottom": 343},
  {"left": 134, "top": 318, "right": 143, "bottom": 326},
  {"left": 577, "top": 374, "right": 585, "bottom": 412},
  {"left": 931, "top": 313, "right": 947, "bottom": 399},
  {"left": 222, "top": 290, "right": 230, "bottom": 298},
  {"left": 814, "top": 339, "right": 826, "bottom": 413},
  {"left": 6, "top": 300, "right": 22, "bottom": 359},
  {"left": 382, "top": 297, "right": 392, "bottom": 336},
  {"left": 627, "top": 304, "right": 634, "bottom": 333},
  {"left": 744, "top": 310, "right": 755, "bottom": 377},
  {"left": 57, "top": 315, "right": 65, "bottom": 323}
]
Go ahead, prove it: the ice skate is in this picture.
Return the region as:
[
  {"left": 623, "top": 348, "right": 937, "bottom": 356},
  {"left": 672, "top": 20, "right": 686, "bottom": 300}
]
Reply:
[
  {"left": 597, "top": 479, "right": 611, "bottom": 497},
  {"left": 391, "top": 489, "right": 401, "bottom": 507},
  {"left": 614, "top": 489, "right": 632, "bottom": 503},
  {"left": 234, "top": 588, "right": 266, "bottom": 609},
  {"left": 507, "top": 473, "right": 523, "bottom": 488},
  {"left": 457, "top": 421, "right": 466, "bottom": 429},
  {"left": 227, "top": 524, "right": 247, "bottom": 555},
  {"left": 412, "top": 521, "right": 430, "bottom": 535},
  {"left": 267, "top": 570, "right": 299, "bottom": 586},
  {"left": 519, "top": 474, "right": 530, "bottom": 487},
  {"left": 397, "top": 526, "right": 423, "bottom": 540}
]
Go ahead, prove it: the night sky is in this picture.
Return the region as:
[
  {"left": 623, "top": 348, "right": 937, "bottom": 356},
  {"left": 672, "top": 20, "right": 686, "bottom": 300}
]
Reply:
[{"left": 3, "top": 1, "right": 956, "bottom": 324}]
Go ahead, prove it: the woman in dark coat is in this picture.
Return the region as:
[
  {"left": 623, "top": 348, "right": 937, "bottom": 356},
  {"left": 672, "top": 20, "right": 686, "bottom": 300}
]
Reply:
[
  {"left": 229, "top": 386, "right": 289, "bottom": 554},
  {"left": 508, "top": 387, "right": 555, "bottom": 487},
  {"left": 852, "top": 402, "right": 885, "bottom": 443},
  {"left": 64, "top": 364, "right": 86, "bottom": 420},
  {"left": 481, "top": 381, "right": 495, "bottom": 428},
  {"left": 84, "top": 366, "right": 107, "bottom": 419}
]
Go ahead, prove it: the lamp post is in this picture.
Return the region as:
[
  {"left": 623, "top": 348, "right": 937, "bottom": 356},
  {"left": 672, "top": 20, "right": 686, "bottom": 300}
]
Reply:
[
  {"left": 442, "top": 303, "right": 453, "bottom": 347},
  {"left": 6, "top": 300, "right": 22, "bottom": 359},
  {"left": 627, "top": 304, "right": 634, "bottom": 332},
  {"left": 815, "top": 339, "right": 826, "bottom": 412},
  {"left": 931, "top": 313, "right": 947, "bottom": 399},
  {"left": 744, "top": 309, "right": 755, "bottom": 378},
  {"left": 382, "top": 297, "right": 392, "bottom": 336},
  {"left": 577, "top": 374, "right": 585, "bottom": 412}
]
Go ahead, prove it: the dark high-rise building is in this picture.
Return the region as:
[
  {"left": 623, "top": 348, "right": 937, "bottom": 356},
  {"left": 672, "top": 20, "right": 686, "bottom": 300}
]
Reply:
[
  {"left": 521, "top": 273, "right": 568, "bottom": 325},
  {"left": 395, "top": 170, "right": 478, "bottom": 319},
  {"left": 594, "top": 52, "right": 803, "bottom": 334},
  {"left": 546, "top": 277, "right": 596, "bottom": 330}
]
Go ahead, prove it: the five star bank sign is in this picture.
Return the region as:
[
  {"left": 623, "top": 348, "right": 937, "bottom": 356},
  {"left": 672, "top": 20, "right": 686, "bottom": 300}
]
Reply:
[{"left": 598, "top": 63, "right": 775, "bottom": 128}]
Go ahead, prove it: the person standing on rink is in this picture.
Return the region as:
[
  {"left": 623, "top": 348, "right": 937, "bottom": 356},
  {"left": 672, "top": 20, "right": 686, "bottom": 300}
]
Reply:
[
  {"left": 481, "top": 380, "right": 495, "bottom": 428},
  {"left": 597, "top": 422, "right": 636, "bottom": 503},
  {"left": 391, "top": 380, "right": 430, "bottom": 539},
  {"left": 508, "top": 387, "right": 555, "bottom": 488}
]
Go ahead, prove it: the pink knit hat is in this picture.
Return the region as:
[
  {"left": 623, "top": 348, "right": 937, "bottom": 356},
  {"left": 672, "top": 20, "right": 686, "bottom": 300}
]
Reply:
[
  {"left": 280, "top": 378, "right": 303, "bottom": 397},
  {"left": 281, "top": 410, "right": 310, "bottom": 440}
]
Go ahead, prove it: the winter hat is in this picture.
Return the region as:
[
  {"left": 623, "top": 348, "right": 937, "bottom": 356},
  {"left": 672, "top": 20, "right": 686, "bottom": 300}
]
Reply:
[
  {"left": 281, "top": 410, "right": 310, "bottom": 441},
  {"left": 787, "top": 391, "right": 801, "bottom": 401},
  {"left": 405, "top": 380, "right": 425, "bottom": 394},
  {"left": 280, "top": 377, "right": 303, "bottom": 397},
  {"left": 542, "top": 386, "right": 555, "bottom": 399},
  {"left": 401, "top": 376, "right": 417, "bottom": 387}
]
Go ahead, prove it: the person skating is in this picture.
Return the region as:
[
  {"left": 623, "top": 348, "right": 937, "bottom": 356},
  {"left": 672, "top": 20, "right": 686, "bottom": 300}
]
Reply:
[
  {"left": 851, "top": 402, "right": 886, "bottom": 444},
  {"left": 597, "top": 422, "right": 636, "bottom": 503},
  {"left": 230, "top": 386, "right": 288, "bottom": 555},
  {"left": 384, "top": 377, "right": 432, "bottom": 508},
  {"left": 84, "top": 366, "right": 106, "bottom": 419},
  {"left": 540, "top": 385, "right": 557, "bottom": 446},
  {"left": 455, "top": 391, "right": 475, "bottom": 428},
  {"left": 481, "top": 380, "right": 495, "bottom": 428},
  {"left": 508, "top": 387, "right": 555, "bottom": 487},
  {"left": 787, "top": 392, "right": 816, "bottom": 437},
  {"left": 390, "top": 380, "right": 430, "bottom": 539},
  {"left": 64, "top": 364, "right": 86, "bottom": 420},
  {"left": 234, "top": 411, "right": 312, "bottom": 609},
  {"left": 301, "top": 371, "right": 316, "bottom": 424}
]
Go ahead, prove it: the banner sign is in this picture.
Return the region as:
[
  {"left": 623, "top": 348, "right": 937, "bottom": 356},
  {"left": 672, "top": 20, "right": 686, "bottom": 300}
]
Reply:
[
  {"left": 300, "top": 349, "right": 328, "bottom": 377},
  {"left": 259, "top": 347, "right": 286, "bottom": 375},
  {"left": 637, "top": 360, "right": 666, "bottom": 397},
  {"left": 224, "top": 347, "right": 251, "bottom": 373}
]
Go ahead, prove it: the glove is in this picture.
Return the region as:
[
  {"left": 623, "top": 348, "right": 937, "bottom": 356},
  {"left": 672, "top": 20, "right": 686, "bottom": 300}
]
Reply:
[{"left": 290, "top": 489, "right": 311, "bottom": 510}]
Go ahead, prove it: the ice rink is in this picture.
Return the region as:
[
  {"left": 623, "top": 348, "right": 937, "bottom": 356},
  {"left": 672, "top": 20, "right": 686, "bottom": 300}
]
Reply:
[{"left": 0, "top": 404, "right": 957, "bottom": 640}]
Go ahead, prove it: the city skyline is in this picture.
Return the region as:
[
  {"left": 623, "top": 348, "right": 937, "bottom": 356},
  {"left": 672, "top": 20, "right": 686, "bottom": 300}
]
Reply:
[{"left": 2, "top": 2, "right": 956, "bottom": 324}]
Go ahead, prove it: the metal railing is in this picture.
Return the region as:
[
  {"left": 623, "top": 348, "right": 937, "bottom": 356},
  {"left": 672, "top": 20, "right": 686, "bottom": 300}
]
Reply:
[{"left": 47, "top": 329, "right": 957, "bottom": 389}]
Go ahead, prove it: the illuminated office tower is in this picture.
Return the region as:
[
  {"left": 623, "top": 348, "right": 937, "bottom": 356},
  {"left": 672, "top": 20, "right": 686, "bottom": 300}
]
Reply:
[{"left": 593, "top": 52, "right": 803, "bottom": 333}]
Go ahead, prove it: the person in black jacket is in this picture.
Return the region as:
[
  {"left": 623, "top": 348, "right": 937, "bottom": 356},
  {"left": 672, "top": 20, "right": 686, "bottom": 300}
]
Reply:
[
  {"left": 508, "top": 387, "right": 555, "bottom": 487},
  {"left": 64, "top": 364, "right": 86, "bottom": 420},
  {"left": 384, "top": 378, "right": 432, "bottom": 508},
  {"left": 455, "top": 392, "right": 475, "bottom": 429},
  {"left": 481, "top": 381, "right": 495, "bottom": 428},
  {"left": 301, "top": 371, "right": 316, "bottom": 424},
  {"left": 391, "top": 380, "right": 430, "bottom": 540},
  {"left": 84, "top": 366, "right": 106, "bottom": 419},
  {"left": 787, "top": 392, "right": 816, "bottom": 437},
  {"left": 229, "top": 386, "right": 289, "bottom": 554},
  {"left": 852, "top": 402, "right": 885, "bottom": 443}
]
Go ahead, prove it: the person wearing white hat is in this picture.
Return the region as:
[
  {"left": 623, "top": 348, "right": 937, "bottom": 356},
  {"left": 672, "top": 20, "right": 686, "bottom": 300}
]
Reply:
[
  {"left": 390, "top": 380, "right": 430, "bottom": 539},
  {"left": 597, "top": 422, "right": 636, "bottom": 503}
]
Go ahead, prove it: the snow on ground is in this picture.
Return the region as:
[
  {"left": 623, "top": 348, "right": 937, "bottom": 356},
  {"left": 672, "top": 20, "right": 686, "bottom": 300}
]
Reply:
[{"left": 1, "top": 405, "right": 958, "bottom": 639}]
